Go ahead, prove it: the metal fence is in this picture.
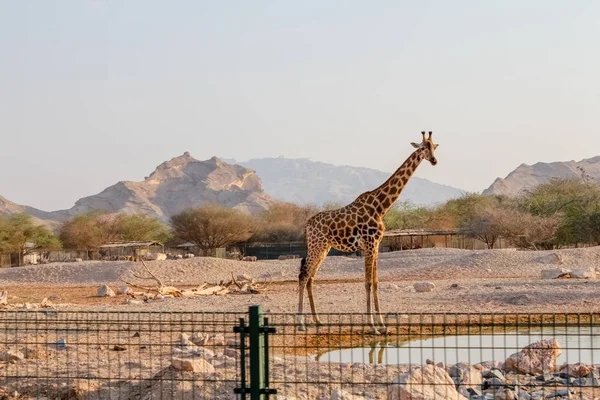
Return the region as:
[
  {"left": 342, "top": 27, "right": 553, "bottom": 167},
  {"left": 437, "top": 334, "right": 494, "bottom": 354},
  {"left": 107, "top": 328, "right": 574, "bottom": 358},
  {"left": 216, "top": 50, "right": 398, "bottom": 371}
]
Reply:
[{"left": 2, "top": 309, "right": 600, "bottom": 399}]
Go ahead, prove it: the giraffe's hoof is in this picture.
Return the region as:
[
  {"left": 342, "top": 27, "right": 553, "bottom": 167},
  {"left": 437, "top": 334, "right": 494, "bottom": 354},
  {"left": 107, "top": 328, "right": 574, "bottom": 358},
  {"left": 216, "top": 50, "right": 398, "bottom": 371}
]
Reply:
[
  {"left": 297, "top": 324, "right": 307, "bottom": 332},
  {"left": 314, "top": 319, "right": 324, "bottom": 326},
  {"left": 368, "top": 328, "right": 381, "bottom": 335},
  {"left": 379, "top": 327, "right": 389, "bottom": 335}
]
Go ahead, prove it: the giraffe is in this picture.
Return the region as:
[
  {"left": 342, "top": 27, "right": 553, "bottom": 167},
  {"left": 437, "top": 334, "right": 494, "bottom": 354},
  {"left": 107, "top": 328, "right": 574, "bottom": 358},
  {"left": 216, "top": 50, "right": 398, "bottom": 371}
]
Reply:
[{"left": 297, "top": 131, "right": 439, "bottom": 334}]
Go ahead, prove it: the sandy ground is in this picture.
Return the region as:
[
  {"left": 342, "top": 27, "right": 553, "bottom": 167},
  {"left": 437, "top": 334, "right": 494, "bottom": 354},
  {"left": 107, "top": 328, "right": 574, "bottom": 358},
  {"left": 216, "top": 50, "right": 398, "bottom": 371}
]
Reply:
[
  {"left": 2, "top": 247, "right": 600, "bottom": 399},
  {"left": 2, "top": 246, "right": 600, "bottom": 315}
]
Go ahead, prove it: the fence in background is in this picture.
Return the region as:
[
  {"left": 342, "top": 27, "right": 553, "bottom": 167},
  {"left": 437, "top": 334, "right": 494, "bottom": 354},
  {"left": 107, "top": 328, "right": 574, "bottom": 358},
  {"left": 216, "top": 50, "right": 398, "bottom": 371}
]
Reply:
[{"left": 1, "top": 309, "right": 600, "bottom": 399}]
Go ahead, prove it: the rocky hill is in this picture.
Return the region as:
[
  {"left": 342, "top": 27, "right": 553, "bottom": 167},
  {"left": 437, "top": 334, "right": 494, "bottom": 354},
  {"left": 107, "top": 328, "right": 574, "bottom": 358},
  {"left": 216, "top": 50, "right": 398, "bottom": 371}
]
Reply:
[
  {"left": 484, "top": 156, "right": 600, "bottom": 197},
  {"left": 0, "top": 153, "right": 274, "bottom": 224},
  {"left": 229, "top": 157, "right": 465, "bottom": 206}
]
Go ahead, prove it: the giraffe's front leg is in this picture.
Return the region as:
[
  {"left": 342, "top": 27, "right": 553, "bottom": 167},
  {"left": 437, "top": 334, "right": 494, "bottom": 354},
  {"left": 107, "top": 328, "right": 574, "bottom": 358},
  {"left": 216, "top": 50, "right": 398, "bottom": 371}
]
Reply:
[
  {"left": 371, "top": 255, "right": 388, "bottom": 334},
  {"left": 307, "top": 277, "right": 323, "bottom": 325}
]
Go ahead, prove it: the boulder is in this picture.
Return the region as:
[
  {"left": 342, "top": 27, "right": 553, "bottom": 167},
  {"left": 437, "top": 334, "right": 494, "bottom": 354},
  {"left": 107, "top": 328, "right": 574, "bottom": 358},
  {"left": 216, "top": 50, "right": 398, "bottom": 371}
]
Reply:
[
  {"left": 0, "top": 290, "right": 8, "bottom": 305},
  {"left": 504, "top": 338, "right": 562, "bottom": 374},
  {"left": 570, "top": 267, "right": 596, "bottom": 279},
  {"left": 97, "top": 285, "right": 116, "bottom": 297},
  {"left": 559, "top": 362, "right": 595, "bottom": 377},
  {"left": 171, "top": 357, "right": 215, "bottom": 374},
  {"left": 541, "top": 268, "right": 571, "bottom": 279},
  {"left": 116, "top": 286, "right": 131, "bottom": 295},
  {"left": 0, "top": 350, "right": 24, "bottom": 363},
  {"left": 413, "top": 282, "right": 436, "bottom": 293},
  {"left": 387, "top": 365, "right": 467, "bottom": 400}
]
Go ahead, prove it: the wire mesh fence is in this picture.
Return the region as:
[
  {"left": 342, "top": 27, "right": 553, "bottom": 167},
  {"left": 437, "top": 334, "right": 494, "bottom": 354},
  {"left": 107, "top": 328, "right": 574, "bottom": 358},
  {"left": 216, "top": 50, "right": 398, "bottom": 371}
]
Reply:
[{"left": 1, "top": 310, "right": 600, "bottom": 399}]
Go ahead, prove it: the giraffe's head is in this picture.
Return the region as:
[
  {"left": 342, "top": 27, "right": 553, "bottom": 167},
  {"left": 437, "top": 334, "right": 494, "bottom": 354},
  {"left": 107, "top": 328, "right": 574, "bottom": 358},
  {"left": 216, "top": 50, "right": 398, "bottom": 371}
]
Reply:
[{"left": 411, "top": 131, "right": 439, "bottom": 166}]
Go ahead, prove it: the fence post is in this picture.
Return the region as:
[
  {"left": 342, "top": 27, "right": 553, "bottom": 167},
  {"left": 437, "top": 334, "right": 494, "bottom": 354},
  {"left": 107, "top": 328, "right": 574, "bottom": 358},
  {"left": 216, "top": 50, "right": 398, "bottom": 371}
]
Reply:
[{"left": 248, "top": 305, "right": 277, "bottom": 400}]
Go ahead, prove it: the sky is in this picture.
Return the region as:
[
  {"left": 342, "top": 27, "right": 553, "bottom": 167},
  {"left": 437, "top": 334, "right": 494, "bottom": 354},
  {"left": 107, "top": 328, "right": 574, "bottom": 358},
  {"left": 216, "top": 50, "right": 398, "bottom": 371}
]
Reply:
[{"left": 0, "top": 1, "right": 598, "bottom": 211}]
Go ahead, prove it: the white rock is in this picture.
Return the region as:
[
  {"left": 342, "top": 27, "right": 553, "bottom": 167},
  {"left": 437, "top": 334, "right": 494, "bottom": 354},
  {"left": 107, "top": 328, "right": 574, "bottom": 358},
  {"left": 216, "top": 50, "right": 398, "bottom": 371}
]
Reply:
[
  {"left": 570, "top": 267, "right": 596, "bottom": 279},
  {"left": 171, "top": 357, "right": 215, "bottom": 373},
  {"left": 387, "top": 364, "right": 467, "bottom": 400},
  {"left": 414, "top": 282, "right": 436, "bottom": 293},
  {"left": 541, "top": 268, "right": 571, "bottom": 279},
  {"left": 116, "top": 285, "right": 131, "bottom": 295},
  {"left": 146, "top": 253, "right": 167, "bottom": 261},
  {"left": 97, "top": 285, "right": 116, "bottom": 297},
  {"left": 0, "top": 350, "right": 24, "bottom": 362}
]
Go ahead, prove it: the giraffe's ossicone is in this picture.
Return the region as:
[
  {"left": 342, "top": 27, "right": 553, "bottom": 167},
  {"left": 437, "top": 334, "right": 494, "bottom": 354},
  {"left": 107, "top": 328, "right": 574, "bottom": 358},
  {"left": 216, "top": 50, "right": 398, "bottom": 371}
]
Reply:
[{"left": 297, "top": 131, "right": 440, "bottom": 334}]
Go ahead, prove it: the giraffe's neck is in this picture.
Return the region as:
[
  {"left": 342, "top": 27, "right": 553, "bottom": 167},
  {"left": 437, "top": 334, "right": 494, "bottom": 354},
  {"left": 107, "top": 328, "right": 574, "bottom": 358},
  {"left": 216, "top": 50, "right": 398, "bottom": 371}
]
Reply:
[{"left": 361, "top": 149, "right": 425, "bottom": 216}]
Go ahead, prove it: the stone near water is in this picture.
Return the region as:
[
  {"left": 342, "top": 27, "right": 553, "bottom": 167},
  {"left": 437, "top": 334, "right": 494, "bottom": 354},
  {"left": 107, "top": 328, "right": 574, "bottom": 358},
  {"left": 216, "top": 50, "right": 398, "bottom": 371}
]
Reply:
[
  {"left": 504, "top": 338, "right": 562, "bottom": 374},
  {"left": 413, "top": 282, "right": 436, "bottom": 293},
  {"left": 387, "top": 364, "right": 467, "bottom": 400}
]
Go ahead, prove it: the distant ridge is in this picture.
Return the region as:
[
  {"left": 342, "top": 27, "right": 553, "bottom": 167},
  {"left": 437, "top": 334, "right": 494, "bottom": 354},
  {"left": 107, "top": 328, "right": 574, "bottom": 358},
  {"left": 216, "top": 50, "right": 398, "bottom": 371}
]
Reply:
[
  {"left": 228, "top": 157, "right": 465, "bottom": 206},
  {"left": 484, "top": 156, "right": 600, "bottom": 196}
]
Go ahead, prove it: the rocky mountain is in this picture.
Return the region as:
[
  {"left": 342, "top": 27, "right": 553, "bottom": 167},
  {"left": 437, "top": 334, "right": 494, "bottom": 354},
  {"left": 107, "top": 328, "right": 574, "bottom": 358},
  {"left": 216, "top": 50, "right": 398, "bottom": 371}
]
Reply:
[
  {"left": 484, "top": 156, "right": 600, "bottom": 197},
  {"left": 227, "top": 157, "right": 465, "bottom": 206},
  {"left": 0, "top": 196, "right": 59, "bottom": 228},
  {"left": 0, "top": 153, "right": 274, "bottom": 225}
]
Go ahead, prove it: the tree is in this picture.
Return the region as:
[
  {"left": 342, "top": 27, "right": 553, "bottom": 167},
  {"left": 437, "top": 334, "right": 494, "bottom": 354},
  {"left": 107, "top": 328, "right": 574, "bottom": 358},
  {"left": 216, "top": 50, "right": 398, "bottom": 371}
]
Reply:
[
  {"left": 119, "top": 214, "right": 172, "bottom": 243},
  {"left": 170, "top": 204, "right": 254, "bottom": 255},
  {"left": 59, "top": 212, "right": 105, "bottom": 250},
  {"left": 60, "top": 211, "right": 170, "bottom": 250},
  {"left": 519, "top": 178, "right": 600, "bottom": 247},
  {"left": 0, "top": 214, "right": 61, "bottom": 255},
  {"left": 383, "top": 201, "right": 433, "bottom": 230},
  {"left": 251, "top": 202, "right": 319, "bottom": 243}
]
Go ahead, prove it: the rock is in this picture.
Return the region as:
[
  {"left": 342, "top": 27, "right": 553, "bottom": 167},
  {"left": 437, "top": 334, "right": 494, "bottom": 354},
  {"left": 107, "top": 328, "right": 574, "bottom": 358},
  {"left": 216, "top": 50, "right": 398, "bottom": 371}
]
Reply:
[
  {"left": 482, "top": 368, "right": 506, "bottom": 382},
  {"left": 56, "top": 338, "right": 67, "bottom": 349},
  {"left": 0, "top": 290, "right": 8, "bottom": 305},
  {"left": 546, "top": 389, "right": 573, "bottom": 398},
  {"left": 171, "top": 357, "right": 215, "bottom": 374},
  {"left": 387, "top": 364, "right": 467, "bottom": 400},
  {"left": 112, "top": 345, "right": 126, "bottom": 351},
  {"left": 48, "top": 295, "right": 61, "bottom": 301},
  {"left": 413, "top": 282, "right": 436, "bottom": 293},
  {"left": 541, "top": 268, "right": 571, "bottom": 279},
  {"left": 116, "top": 286, "right": 131, "bottom": 295},
  {"left": 126, "top": 299, "right": 143, "bottom": 305},
  {"left": 570, "top": 267, "right": 596, "bottom": 279},
  {"left": 491, "top": 389, "right": 516, "bottom": 400},
  {"left": 224, "top": 348, "right": 241, "bottom": 358},
  {"left": 559, "top": 362, "right": 595, "bottom": 377},
  {"left": 0, "top": 350, "right": 24, "bottom": 362},
  {"left": 21, "top": 303, "right": 34, "bottom": 310},
  {"left": 73, "top": 258, "right": 83, "bottom": 262},
  {"left": 459, "top": 366, "right": 482, "bottom": 388},
  {"left": 97, "top": 285, "right": 116, "bottom": 297},
  {"left": 504, "top": 338, "right": 562, "bottom": 374}
]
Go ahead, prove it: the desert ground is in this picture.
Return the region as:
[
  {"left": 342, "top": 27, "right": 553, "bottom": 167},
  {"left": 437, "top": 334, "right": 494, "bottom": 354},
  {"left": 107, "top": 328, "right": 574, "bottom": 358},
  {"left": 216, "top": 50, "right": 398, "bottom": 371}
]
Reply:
[
  {"left": 1, "top": 247, "right": 600, "bottom": 400},
  {"left": 1, "top": 246, "right": 600, "bottom": 315}
]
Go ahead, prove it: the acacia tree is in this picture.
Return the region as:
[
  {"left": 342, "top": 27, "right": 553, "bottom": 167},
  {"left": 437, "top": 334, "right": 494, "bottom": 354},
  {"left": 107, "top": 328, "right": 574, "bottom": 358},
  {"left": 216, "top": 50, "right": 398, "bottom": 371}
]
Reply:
[
  {"left": 0, "top": 214, "right": 61, "bottom": 260},
  {"left": 250, "top": 202, "right": 319, "bottom": 243},
  {"left": 60, "top": 212, "right": 170, "bottom": 250},
  {"left": 170, "top": 204, "right": 254, "bottom": 255}
]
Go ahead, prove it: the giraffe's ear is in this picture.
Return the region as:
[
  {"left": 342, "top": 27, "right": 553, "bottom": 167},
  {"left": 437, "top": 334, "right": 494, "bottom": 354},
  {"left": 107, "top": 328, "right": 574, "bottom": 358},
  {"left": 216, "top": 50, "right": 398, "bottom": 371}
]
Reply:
[
  {"left": 411, "top": 142, "right": 422, "bottom": 149},
  {"left": 434, "top": 144, "right": 440, "bottom": 149}
]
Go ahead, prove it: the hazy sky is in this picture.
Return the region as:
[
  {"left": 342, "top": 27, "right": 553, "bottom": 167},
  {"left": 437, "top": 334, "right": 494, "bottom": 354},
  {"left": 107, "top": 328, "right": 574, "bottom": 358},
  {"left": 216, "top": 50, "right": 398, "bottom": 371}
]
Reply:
[{"left": 1, "top": 1, "right": 598, "bottom": 211}]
